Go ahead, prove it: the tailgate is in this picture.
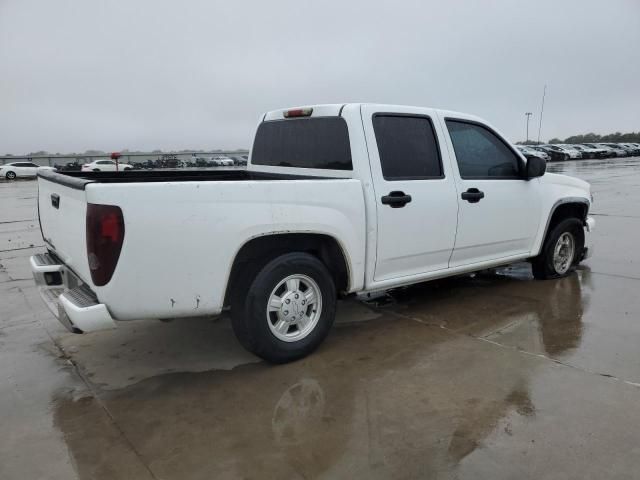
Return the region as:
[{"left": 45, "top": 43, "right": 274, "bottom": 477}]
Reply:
[{"left": 38, "top": 175, "right": 92, "bottom": 285}]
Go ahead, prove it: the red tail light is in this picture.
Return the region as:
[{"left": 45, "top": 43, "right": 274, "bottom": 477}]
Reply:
[{"left": 86, "top": 204, "right": 124, "bottom": 286}]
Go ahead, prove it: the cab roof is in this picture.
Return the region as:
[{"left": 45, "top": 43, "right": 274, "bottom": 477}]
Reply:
[{"left": 263, "top": 103, "right": 483, "bottom": 123}]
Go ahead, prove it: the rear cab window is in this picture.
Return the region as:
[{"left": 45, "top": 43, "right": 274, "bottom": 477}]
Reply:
[{"left": 251, "top": 117, "right": 352, "bottom": 171}]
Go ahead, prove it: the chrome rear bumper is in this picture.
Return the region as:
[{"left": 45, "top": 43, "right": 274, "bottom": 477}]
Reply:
[{"left": 30, "top": 253, "right": 116, "bottom": 333}]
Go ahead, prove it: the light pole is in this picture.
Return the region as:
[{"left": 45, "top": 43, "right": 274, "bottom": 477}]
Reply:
[
  {"left": 525, "top": 112, "right": 532, "bottom": 143},
  {"left": 537, "top": 84, "right": 547, "bottom": 144}
]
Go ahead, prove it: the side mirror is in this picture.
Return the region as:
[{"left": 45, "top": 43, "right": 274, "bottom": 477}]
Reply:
[{"left": 526, "top": 156, "right": 546, "bottom": 179}]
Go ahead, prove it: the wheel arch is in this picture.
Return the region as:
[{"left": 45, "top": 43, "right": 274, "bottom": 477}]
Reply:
[
  {"left": 223, "top": 232, "right": 352, "bottom": 307},
  {"left": 535, "top": 198, "right": 589, "bottom": 256}
]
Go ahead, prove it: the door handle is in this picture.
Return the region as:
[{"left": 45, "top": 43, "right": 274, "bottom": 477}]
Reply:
[
  {"left": 461, "top": 188, "right": 484, "bottom": 203},
  {"left": 381, "top": 191, "right": 412, "bottom": 208}
]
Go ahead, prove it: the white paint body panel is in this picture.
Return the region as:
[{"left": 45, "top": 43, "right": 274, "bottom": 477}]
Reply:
[
  {"left": 360, "top": 104, "right": 459, "bottom": 281},
  {"left": 38, "top": 177, "right": 93, "bottom": 282},
  {"left": 435, "top": 110, "right": 543, "bottom": 266},
  {"left": 88, "top": 179, "right": 365, "bottom": 320},
  {"left": 35, "top": 103, "right": 592, "bottom": 326}
]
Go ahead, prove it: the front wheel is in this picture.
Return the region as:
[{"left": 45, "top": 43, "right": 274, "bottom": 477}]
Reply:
[
  {"left": 531, "top": 218, "right": 585, "bottom": 279},
  {"left": 231, "top": 252, "right": 336, "bottom": 363},
  {"left": 5, "top": 171, "right": 16, "bottom": 180}
]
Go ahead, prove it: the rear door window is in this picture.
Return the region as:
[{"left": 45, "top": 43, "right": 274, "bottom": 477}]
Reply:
[
  {"left": 372, "top": 115, "right": 443, "bottom": 180},
  {"left": 252, "top": 117, "right": 352, "bottom": 170}
]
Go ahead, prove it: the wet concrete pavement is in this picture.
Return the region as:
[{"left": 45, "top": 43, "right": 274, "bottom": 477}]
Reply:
[{"left": 2, "top": 158, "right": 640, "bottom": 479}]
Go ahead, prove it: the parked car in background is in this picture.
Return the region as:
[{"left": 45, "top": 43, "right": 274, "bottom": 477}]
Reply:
[
  {"left": 594, "top": 143, "right": 627, "bottom": 157},
  {"left": 81, "top": 160, "right": 134, "bottom": 172},
  {"left": 568, "top": 145, "right": 592, "bottom": 159},
  {"left": 533, "top": 145, "right": 570, "bottom": 161},
  {"left": 573, "top": 144, "right": 610, "bottom": 159},
  {"left": 0, "top": 162, "right": 54, "bottom": 180},
  {"left": 516, "top": 145, "right": 550, "bottom": 161},
  {"left": 212, "top": 156, "right": 235, "bottom": 166},
  {"left": 544, "top": 145, "right": 582, "bottom": 160},
  {"left": 231, "top": 155, "right": 249, "bottom": 166},
  {"left": 618, "top": 143, "right": 640, "bottom": 156},
  {"left": 31, "top": 103, "right": 594, "bottom": 363},
  {"left": 55, "top": 161, "right": 83, "bottom": 172}
]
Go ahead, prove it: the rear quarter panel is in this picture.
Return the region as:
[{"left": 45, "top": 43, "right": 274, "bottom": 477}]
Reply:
[{"left": 85, "top": 179, "right": 366, "bottom": 320}]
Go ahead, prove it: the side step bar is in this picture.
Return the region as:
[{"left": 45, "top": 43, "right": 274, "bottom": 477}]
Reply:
[{"left": 30, "top": 253, "right": 116, "bottom": 333}]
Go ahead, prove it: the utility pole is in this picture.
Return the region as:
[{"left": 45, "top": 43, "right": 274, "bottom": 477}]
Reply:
[
  {"left": 537, "top": 85, "right": 547, "bottom": 144},
  {"left": 525, "top": 112, "right": 532, "bottom": 143}
]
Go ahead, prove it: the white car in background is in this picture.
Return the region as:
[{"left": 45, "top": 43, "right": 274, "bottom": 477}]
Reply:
[
  {"left": 0, "top": 162, "right": 54, "bottom": 180},
  {"left": 81, "top": 159, "right": 134, "bottom": 172},
  {"left": 211, "top": 156, "right": 235, "bottom": 166}
]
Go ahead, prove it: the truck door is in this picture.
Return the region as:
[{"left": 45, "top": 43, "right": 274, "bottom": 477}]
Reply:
[
  {"left": 361, "top": 105, "right": 459, "bottom": 282},
  {"left": 441, "top": 117, "right": 542, "bottom": 267}
]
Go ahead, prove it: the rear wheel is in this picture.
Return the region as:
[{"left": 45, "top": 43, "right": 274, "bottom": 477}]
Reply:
[
  {"left": 5, "top": 171, "right": 16, "bottom": 180},
  {"left": 231, "top": 252, "right": 336, "bottom": 363},
  {"left": 531, "top": 218, "right": 585, "bottom": 279}
]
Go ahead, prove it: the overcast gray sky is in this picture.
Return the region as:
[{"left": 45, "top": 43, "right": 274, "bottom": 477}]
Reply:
[{"left": 1, "top": 0, "right": 639, "bottom": 154}]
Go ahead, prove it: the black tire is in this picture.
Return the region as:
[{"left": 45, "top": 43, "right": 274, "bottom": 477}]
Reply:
[
  {"left": 5, "top": 171, "right": 16, "bottom": 180},
  {"left": 531, "top": 218, "right": 585, "bottom": 280},
  {"left": 231, "top": 252, "right": 337, "bottom": 363}
]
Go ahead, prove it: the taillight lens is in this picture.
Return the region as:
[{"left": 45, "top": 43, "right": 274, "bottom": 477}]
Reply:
[
  {"left": 283, "top": 108, "right": 313, "bottom": 118},
  {"left": 86, "top": 204, "right": 124, "bottom": 286}
]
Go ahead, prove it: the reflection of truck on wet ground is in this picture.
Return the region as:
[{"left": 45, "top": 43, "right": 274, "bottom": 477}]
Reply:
[{"left": 31, "top": 103, "right": 594, "bottom": 363}]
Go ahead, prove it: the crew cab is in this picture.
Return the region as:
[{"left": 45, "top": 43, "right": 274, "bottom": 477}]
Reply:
[{"left": 31, "top": 104, "right": 594, "bottom": 363}]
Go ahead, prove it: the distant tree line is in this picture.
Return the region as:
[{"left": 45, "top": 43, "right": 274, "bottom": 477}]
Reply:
[{"left": 517, "top": 131, "right": 640, "bottom": 145}]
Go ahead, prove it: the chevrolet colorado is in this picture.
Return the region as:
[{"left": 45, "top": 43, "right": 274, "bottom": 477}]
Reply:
[{"left": 31, "top": 104, "right": 594, "bottom": 362}]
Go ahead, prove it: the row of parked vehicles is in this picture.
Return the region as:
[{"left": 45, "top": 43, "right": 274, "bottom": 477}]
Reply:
[
  {"left": 1, "top": 155, "right": 250, "bottom": 179},
  {"left": 516, "top": 142, "right": 640, "bottom": 161},
  {"left": 52, "top": 155, "right": 248, "bottom": 173}
]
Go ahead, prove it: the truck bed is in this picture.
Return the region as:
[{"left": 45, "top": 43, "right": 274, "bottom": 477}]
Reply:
[
  {"left": 38, "top": 168, "right": 331, "bottom": 189},
  {"left": 36, "top": 168, "right": 366, "bottom": 320}
]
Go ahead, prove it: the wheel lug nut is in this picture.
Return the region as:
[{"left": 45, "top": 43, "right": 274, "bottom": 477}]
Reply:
[
  {"left": 284, "top": 310, "right": 289, "bottom": 315},
  {"left": 285, "top": 299, "right": 290, "bottom": 304},
  {"left": 302, "top": 300, "right": 306, "bottom": 305},
  {"left": 295, "top": 294, "right": 299, "bottom": 299}
]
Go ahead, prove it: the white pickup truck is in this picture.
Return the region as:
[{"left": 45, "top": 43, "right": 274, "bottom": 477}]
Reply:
[{"left": 31, "top": 104, "right": 594, "bottom": 363}]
